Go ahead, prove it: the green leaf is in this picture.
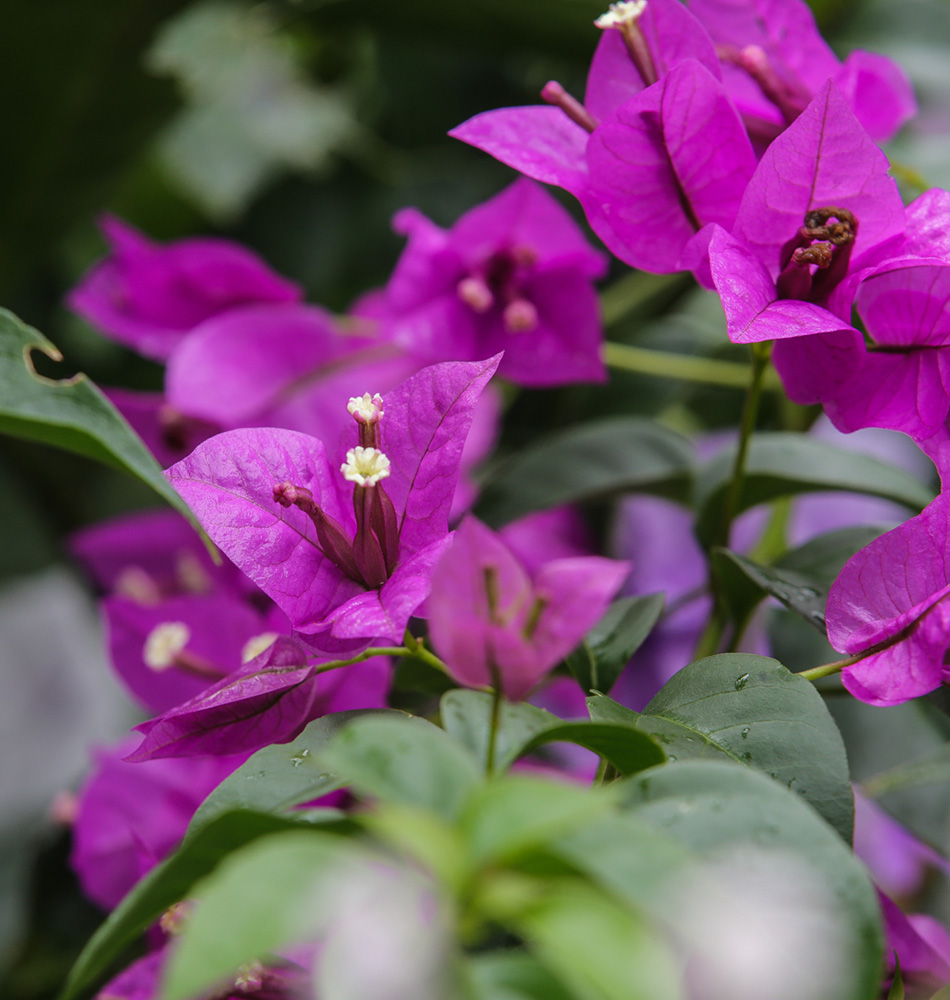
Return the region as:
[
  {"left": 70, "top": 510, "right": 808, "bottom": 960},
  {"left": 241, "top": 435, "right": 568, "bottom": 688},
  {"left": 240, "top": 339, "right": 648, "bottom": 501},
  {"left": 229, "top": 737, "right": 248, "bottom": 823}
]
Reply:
[
  {"left": 511, "top": 723, "right": 666, "bottom": 776},
  {"left": 775, "top": 525, "right": 890, "bottom": 582},
  {"left": 188, "top": 709, "right": 403, "bottom": 835},
  {"left": 460, "top": 775, "right": 616, "bottom": 866},
  {"left": 617, "top": 762, "right": 883, "bottom": 1000},
  {"left": 887, "top": 956, "right": 904, "bottom": 1000},
  {"left": 440, "top": 690, "right": 665, "bottom": 775},
  {"left": 440, "top": 689, "right": 557, "bottom": 771},
  {"left": 476, "top": 417, "right": 694, "bottom": 527},
  {"left": 463, "top": 951, "right": 576, "bottom": 1000},
  {"left": 0, "top": 309, "right": 204, "bottom": 537},
  {"left": 588, "top": 653, "right": 854, "bottom": 842},
  {"left": 713, "top": 548, "right": 828, "bottom": 633},
  {"left": 512, "top": 882, "right": 683, "bottom": 1000},
  {"left": 566, "top": 593, "right": 665, "bottom": 695},
  {"left": 695, "top": 433, "right": 932, "bottom": 546},
  {"left": 159, "top": 831, "right": 362, "bottom": 1000},
  {"left": 318, "top": 714, "right": 481, "bottom": 819},
  {"left": 59, "top": 810, "right": 307, "bottom": 1000}
]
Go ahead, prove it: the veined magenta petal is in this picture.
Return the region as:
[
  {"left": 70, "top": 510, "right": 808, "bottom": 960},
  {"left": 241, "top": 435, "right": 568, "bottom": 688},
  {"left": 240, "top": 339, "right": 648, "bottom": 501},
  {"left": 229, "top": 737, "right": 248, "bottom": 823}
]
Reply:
[
  {"left": 166, "top": 427, "right": 361, "bottom": 629},
  {"left": 904, "top": 189, "right": 950, "bottom": 262},
  {"left": 584, "top": 61, "right": 754, "bottom": 273},
  {"left": 771, "top": 331, "right": 865, "bottom": 405},
  {"left": 129, "top": 637, "right": 319, "bottom": 758},
  {"left": 827, "top": 494, "right": 950, "bottom": 652},
  {"left": 734, "top": 81, "right": 904, "bottom": 275},
  {"left": 449, "top": 106, "right": 589, "bottom": 195},
  {"left": 381, "top": 356, "right": 501, "bottom": 556},
  {"left": 585, "top": 0, "right": 720, "bottom": 120}
]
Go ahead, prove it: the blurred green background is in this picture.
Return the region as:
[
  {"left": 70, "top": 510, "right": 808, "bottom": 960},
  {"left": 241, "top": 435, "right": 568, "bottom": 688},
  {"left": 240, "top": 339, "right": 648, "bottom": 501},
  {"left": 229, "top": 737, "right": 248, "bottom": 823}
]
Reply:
[{"left": 1, "top": 0, "right": 949, "bottom": 995}]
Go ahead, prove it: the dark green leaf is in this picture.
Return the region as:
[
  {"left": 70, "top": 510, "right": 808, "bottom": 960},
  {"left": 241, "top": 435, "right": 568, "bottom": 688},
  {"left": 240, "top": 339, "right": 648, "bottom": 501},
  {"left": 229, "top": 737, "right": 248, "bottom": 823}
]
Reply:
[
  {"left": 0, "top": 309, "right": 204, "bottom": 536},
  {"left": 440, "top": 689, "right": 557, "bottom": 772},
  {"left": 566, "top": 593, "right": 665, "bottom": 695},
  {"left": 463, "top": 951, "right": 575, "bottom": 1000},
  {"left": 188, "top": 709, "right": 401, "bottom": 835},
  {"left": 318, "top": 714, "right": 481, "bottom": 819},
  {"left": 159, "top": 831, "right": 363, "bottom": 1000},
  {"left": 775, "top": 525, "right": 890, "bottom": 582},
  {"left": 695, "top": 433, "right": 932, "bottom": 546},
  {"left": 476, "top": 417, "right": 694, "bottom": 527},
  {"left": 616, "top": 762, "right": 883, "bottom": 1000},
  {"left": 713, "top": 548, "right": 828, "bottom": 632},
  {"left": 588, "top": 653, "right": 854, "bottom": 842},
  {"left": 440, "top": 690, "right": 665, "bottom": 776},
  {"left": 59, "top": 810, "right": 306, "bottom": 1000},
  {"left": 512, "top": 722, "right": 665, "bottom": 776}
]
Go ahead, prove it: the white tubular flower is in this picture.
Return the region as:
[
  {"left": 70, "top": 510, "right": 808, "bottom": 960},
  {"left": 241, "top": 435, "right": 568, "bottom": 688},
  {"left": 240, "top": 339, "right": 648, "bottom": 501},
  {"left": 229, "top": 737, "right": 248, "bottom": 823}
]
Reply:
[
  {"left": 341, "top": 447, "right": 392, "bottom": 487},
  {"left": 143, "top": 621, "right": 190, "bottom": 671},
  {"left": 595, "top": 0, "right": 647, "bottom": 28},
  {"left": 347, "top": 392, "right": 384, "bottom": 424}
]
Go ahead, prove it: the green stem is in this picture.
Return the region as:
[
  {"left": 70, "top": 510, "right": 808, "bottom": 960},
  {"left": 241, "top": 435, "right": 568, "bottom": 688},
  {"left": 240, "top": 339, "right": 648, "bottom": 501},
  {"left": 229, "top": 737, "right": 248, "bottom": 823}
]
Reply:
[
  {"left": 486, "top": 666, "right": 504, "bottom": 775},
  {"left": 311, "top": 642, "right": 451, "bottom": 675},
  {"left": 604, "top": 342, "right": 783, "bottom": 391},
  {"left": 693, "top": 341, "right": 772, "bottom": 660},
  {"left": 799, "top": 659, "right": 852, "bottom": 682}
]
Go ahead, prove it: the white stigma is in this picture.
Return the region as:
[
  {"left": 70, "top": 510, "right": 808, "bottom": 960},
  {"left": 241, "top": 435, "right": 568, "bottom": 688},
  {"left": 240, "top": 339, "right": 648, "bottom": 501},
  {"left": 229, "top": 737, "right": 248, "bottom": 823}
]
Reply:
[
  {"left": 347, "top": 392, "right": 384, "bottom": 423},
  {"left": 241, "top": 632, "right": 279, "bottom": 663},
  {"left": 143, "top": 621, "right": 190, "bottom": 670},
  {"left": 595, "top": 0, "right": 647, "bottom": 28},
  {"left": 341, "top": 446, "right": 391, "bottom": 487}
]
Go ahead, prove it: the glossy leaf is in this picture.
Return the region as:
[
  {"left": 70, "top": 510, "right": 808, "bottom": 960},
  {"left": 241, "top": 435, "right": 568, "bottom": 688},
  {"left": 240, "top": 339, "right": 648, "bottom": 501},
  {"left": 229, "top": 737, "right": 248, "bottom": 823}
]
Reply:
[
  {"left": 588, "top": 653, "right": 854, "bottom": 841},
  {"left": 318, "top": 714, "right": 481, "bottom": 819},
  {"left": 695, "top": 433, "right": 932, "bottom": 546},
  {"left": 511, "top": 723, "right": 665, "bottom": 776},
  {"left": 440, "top": 689, "right": 557, "bottom": 771},
  {"left": 617, "top": 762, "right": 883, "bottom": 1000},
  {"left": 59, "top": 810, "right": 310, "bottom": 1000},
  {"left": 476, "top": 417, "right": 693, "bottom": 526},
  {"left": 187, "top": 709, "right": 401, "bottom": 835},
  {"left": 0, "top": 309, "right": 204, "bottom": 534},
  {"left": 713, "top": 548, "right": 828, "bottom": 633},
  {"left": 566, "top": 593, "right": 665, "bottom": 695}
]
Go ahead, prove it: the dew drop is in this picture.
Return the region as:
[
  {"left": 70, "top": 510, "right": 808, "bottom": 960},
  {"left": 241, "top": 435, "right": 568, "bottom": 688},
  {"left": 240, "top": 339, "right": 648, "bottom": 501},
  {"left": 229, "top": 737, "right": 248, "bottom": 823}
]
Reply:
[
  {"left": 734, "top": 673, "right": 750, "bottom": 691},
  {"left": 290, "top": 748, "right": 311, "bottom": 767},
  {"left": 740, "top": 727, "right": 750, "bottom": 739}
]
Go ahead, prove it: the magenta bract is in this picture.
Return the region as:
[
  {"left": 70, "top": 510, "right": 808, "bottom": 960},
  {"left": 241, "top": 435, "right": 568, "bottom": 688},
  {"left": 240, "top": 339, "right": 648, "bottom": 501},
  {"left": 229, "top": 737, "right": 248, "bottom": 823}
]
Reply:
[
  {"left": 68, "top": 216, "right": 301, "bottom": 362},
  {"left": 427, "top": 516, "right": 628, "bottom": 700}
]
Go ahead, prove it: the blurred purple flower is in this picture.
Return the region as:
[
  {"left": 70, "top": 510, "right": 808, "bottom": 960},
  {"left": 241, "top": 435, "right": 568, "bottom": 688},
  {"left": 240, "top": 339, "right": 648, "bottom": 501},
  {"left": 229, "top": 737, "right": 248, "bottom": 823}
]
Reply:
[
  {"left": 684, "top": 0, "right": 915, "bottom": 147},
  {"left": 69, "top": 216, "right": 301, "bottom": 362},
  {"left": 372, "top": 179, "right": 607, "bottom": 385},
  {"left": 427, "top": 516, "right": 628, "bottom": 700},
  {"left": 71, "top": 735, "right": 244, "bottom": 909}
]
